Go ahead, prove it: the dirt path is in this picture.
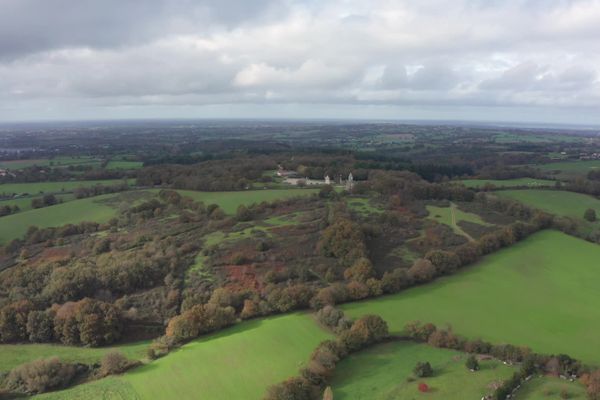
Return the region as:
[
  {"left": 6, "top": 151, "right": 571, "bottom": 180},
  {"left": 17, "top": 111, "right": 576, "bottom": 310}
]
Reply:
[{"left": 450, "top": 202, "right": 475, "bottom": 242}]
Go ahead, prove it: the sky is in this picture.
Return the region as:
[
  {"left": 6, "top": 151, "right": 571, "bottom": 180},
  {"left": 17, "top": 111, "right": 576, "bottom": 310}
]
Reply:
[{"left": 1, "top": 0, "right": 600, "bottom": 125}]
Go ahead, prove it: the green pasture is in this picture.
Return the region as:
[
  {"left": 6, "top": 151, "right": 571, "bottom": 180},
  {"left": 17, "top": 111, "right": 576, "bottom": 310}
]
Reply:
[
  {"left": 342, "top": 230, "right": 600, "bottom": 364},
  {"left": 36, "top": 313, "right": 331, "bottom": 400},
  {"left": 0, "top": 341, "right": 149, "bottom": 373},
  {"left": 331, "top": 341, "right": 514, "bottom": 400},
  {"left": 496, "top": 189, "right": 600, "bottom": 221},
  {"left": 0, "top": 156, "right": 101, "bottom": 170},
  {"left": 0, "top": 179, "right": 133, "bottom": 196},
  {"left": 536, "top": 159, "right": 600, "bottom": 179},
  {"left": 106, "top": 160, "right": 143, "bottom": 169},
  {"left": 0, "top": 193, "right": 124, "bottom": 243},
  {"left": 461, "top": 178, "right": 556, "bottom": 188}
]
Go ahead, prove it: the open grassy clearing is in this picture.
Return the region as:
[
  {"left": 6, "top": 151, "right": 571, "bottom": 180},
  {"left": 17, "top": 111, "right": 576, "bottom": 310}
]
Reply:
[
  {"left": 516, "top": 376, "right": 586, "bottom": 399},
  {"left": 0, "top": 341, "right": 150, "bottom": 373},
  {"left": 343, "top": 230, "right": 600, "bottom": 364},
  {"left": 426, "top": 203, "right": 492, "bottom": 240},
  {"left": 36, "top": 313, "right": 331, "bottom": 400},
  {"left": 496, "top": 189, "right": 600, "bottom": 221},
  {"left": 0, "top": 179, "right": 134, "bottom": 196},
  {"left": 0, "top": 193, "right": 125, "bottom": 243},
  {"left": 176, "top": 188, "right": 319, "bottom": 214},
  {"left": 536, "top": 160, "right": 600, "bottom": 179},
  {"left": 461, "top": 178, "right": 556, "bottom": 188},
  {"left": 106, "top": 160, "right": 144, "bottom": 169},
  {"left": 331, "top": 341, "right": 514, "bottom": 400},
  {"left": 347, "top": 197, "right": 384, "bottom": 215}
]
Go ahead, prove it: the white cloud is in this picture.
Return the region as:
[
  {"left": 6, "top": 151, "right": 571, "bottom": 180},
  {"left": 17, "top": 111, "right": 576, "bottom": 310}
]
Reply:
[{"left": 1, "top": 0, "right": 600, "bottom": 123}]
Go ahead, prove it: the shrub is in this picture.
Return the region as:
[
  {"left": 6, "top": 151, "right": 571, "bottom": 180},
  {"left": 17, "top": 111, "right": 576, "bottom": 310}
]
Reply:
[
  {"left": 413, "top": 361, "right": 433, "bottom": 378},
  {"left": 584, "top": 208, "right": 597, "bottom": 222},
  {"left": 465, "top": 355, "right": 480, "bottom": 371},
  {"left": 264, "top": 377, "right": 318, "bottom": 400},
  {"left": 5, "top": 358, "right": 76, "bottom": 394},
  {"left": 100, "top": 351, "right": 136, "bottom": 376}
]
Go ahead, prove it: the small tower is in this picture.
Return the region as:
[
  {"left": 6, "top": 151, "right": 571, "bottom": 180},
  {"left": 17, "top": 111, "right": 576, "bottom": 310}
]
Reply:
[
  {"left": 346, "top": 173, "right": 354, "bottom": 190},
  {"left": 325, "top": 175, "right": 331, "bottom": 185}
]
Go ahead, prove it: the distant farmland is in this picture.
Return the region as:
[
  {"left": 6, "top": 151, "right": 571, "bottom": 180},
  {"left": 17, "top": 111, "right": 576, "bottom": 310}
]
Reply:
[{"left": 461, "top": 178, "right": 555, "bottom": 188}]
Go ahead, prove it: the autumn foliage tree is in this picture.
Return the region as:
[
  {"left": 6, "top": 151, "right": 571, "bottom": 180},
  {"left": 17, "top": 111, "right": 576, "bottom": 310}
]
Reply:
[
  {"left": 165, "top": 303, "right": 236, "bottom": 343},
  {"left": 318, "top": 218, "right": 367, "bottom": 266}
]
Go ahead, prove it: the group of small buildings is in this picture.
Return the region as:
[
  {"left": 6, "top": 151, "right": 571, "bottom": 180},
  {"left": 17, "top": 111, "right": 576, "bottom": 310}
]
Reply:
[{"left": 277, "top": 167, "right": 355, "bottom": 190}]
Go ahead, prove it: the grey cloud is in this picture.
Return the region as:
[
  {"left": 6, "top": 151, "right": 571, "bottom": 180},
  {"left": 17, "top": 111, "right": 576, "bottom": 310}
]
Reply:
[{"left": 0, "top": 0, "right": 279, "bottom": 60}]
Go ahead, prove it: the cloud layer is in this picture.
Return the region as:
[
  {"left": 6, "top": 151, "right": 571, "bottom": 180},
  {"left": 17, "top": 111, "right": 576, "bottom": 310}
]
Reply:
[{"left": 1, "top": 0, "right": 600, "bottom": 123}]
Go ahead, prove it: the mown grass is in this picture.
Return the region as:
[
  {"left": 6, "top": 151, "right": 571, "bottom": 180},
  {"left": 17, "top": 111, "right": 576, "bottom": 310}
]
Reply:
[
  {"left": 0, "top": 179, "right": 133, "bottom": 195},
  {"left": 342, "top": 230, "right": 600, "bottom": 364},
  {"left": 496, "top": 189, "right": 600, "bottom": 221},
  {"left": 461, "top": 178, "right": 556, "bottom": 188},
  {"left": 331, "top": 341, "right": 514, "bottom": 400},
  {"left": 0, "top": 193, "right": 123, "bottom": 243},
  {"left": 176, "top": 188, "right": 319, "bottom": 214},
  {"left": 0, "top": 341, "right": 150, "bottom": 373},
  {"left": 36, "top": 313, "right": 331, "bottom": 400}
]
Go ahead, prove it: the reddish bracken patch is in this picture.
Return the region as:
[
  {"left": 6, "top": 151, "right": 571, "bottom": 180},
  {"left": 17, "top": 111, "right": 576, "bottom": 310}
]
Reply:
[
  {"left": 224, "top": 264, "right": 260, "bottom": 290},
  {"left": 418, "top": 383, "right": 429, "bottom": 393},
  {"left": 32, "top": 246, "right": 72, "bottom": 264}
]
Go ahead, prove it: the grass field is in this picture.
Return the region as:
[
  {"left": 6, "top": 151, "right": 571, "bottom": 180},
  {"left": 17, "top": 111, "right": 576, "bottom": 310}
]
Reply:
[
  {"left": 536, "top": 160, "right": 600, "bottom": 179},
  {"left": 426, "top": 203, "right": 492, "bottom": 240},
  {"left": 461, "top": 178, "right": 556, "bottom": 188},
  {"left": 0, "top": 179, "right": 133, "bottom": 196},
  {"left": 0, "top": 193, "right": 123, "bottom": 243},
  {"left": 0, "top": 156, "right": 101, "bottom": 170},
  {"left": 496, "top": 189, "right": 600, "bottom": 221},
  {"left": 0, "top": 193, "right": 74, "bottom": 212},
  {"left": 517, "top": 376, "right": 586, "bottom": 399},
  {"left": 176, "top": 188, "right": 319, "bottom": 214},
  {"left": 0, "top": 341, "right": 150, "bottom": 373},
  {"left": 331, "top": 341, "right": 514, "bottom": 400},
  {"left": 106, "top": 160, "right": 144, "bottom": 169},
  {"left": 343, "top": 230, "right": 600, "bottom": 364},
  {"left": 36, "top": 313, "right": 331, "bottom": 400}
]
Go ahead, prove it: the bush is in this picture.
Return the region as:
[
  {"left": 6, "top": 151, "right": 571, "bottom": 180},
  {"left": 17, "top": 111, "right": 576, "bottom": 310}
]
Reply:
[
  {"left": 5, "top": 357, "right": 76, "bottom": 394},
  {"left": 413, "top": 361, "right": 433, "bottom": 378},
  {"left": 100, "top": 351, "right": 136, "bottom": 376},
  {"left": 264, "top": 377, "right": 318, "bottom": 400},
  {"left": 465, "top": 355, "right": 480, "bottom": 371},
  {"left": 584, "top": 208, "right": 597, "bottom": 222}
]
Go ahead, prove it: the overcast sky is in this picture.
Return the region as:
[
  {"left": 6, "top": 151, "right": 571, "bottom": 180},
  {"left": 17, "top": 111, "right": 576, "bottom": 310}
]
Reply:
[{"left": 1, "top": 0, "right": 600, "bottom": 125}]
